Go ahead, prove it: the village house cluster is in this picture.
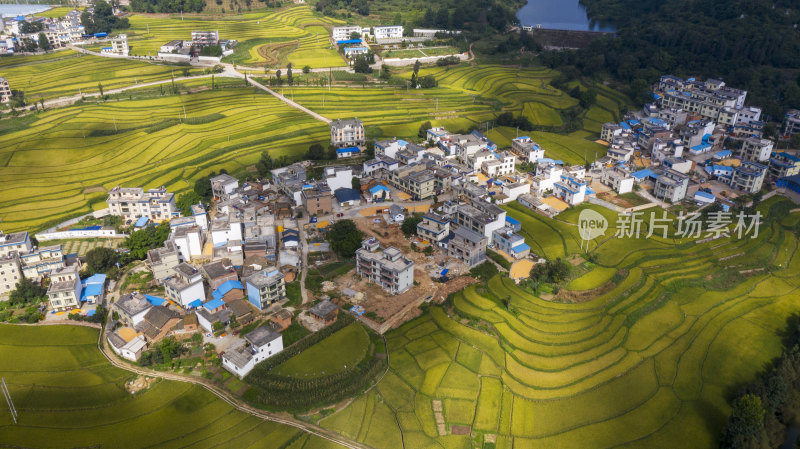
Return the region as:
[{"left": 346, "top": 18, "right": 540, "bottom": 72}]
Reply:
[
  {"left": 0, "top": 8, "right": 129, "bottom": 56},
  {"left": 330, "top": 23, "right": 461, "bottom": 61},
  {"left": 595, "top": 75, "right": 800, "bottom": 208}
]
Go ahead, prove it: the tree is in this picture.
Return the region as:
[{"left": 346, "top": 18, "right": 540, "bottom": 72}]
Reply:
[
  {"left": 420, "top": 74, "right": 437, "bottom": 88},
  {"left": 98, "top": 83, "right": 104, "bottom": 97},
  {"left": 256, "top": 151, "right": 273, "bottom": 176},
  {"left": 275, "top": 69, "right": 282, "bottom": 85},
  {"left": 435, "top": 8, "right": 450, "bottom": 28},
  {"left": 349, "top": 31, "right": 361, "bottom": 40},
  {"left": 720, "top": 394, "right": 766, "bottom": 447},
  {"left": 418, "top": 121, "right": 432, "bottom": 139},
  {"left": 8, "top": 279, "right": 46, "bottom": 307},
  {"left": 791, "top": 133, "right": 800, "bottom": 150},
  {"left": 21, "top": 38, "right": 37, "bottom": 53},
  {"left": 579, "top": 88, "right": 598, "bottom": 109},
  {"left": 364, "top": 140, "right": 375, "bottom": 158},
  {"left": 423, "top": 7, "right": 435, "bottom": 27},
  {"left": 307, "top": 143, "right": 325, "bottom": 160},
  {"left": 401, "top": 213, "right": 423, "bottom": 237},
  {"left": 19, "top": 20, "right": 43, "bottom": 34},
  {"left": 287, "top": 63, "right": 293, "bottom": 86},
  {"left": 124, "top": 222, "right": 171, "bottom": 260},
  {"left": 302, "top": 65, "right": 311, "bottom": 74},
  {"left": 176, "top": 191, "right": 203, "bottom": 216},
  {"left": 85, "top": 247, "right": 118, "bottom": 274},
  {"left": 380, "top": 64, "right": 390, "bottom": 80},
  {"left": 352, "top": 176, "right": 361, "bottom": 190},
  {"left": 36, "top": 33, "right": 50, "bottom": 51},
  {"left": 193, "top": 171, "right": 216, "bottom": 201},
  {"left": 353, "top": 55, "right": 372, "bottom": 74},
  {"left": 326, "top": 220, "right": 364, "bottom": 258}
]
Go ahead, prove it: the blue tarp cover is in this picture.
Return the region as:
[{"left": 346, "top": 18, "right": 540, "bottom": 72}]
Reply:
[
  {"left": 145, "top": 295, "right": 166, "bottom": 306},
  {"left": 134, "top": 216, "right": 149, "bottom": 227}
]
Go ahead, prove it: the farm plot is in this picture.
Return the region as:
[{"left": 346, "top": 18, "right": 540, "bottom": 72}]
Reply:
[
  {"left": 319, "top": 198, "right": 800, "bottom": 448},
  {"left": 0, "top": 50, "right": 200, "bottom": 100},
  {"left": 273, "top": 323, "right": 370, "bottom": 378},
  {"left": 0, "top": 324, "right": 343, "bottom": 448},
  {"left": 0, "top": 87, "right": 327, "bottom": 233},
  {"left": 125, "top": 6, "right": 346, "bottom": 67}
]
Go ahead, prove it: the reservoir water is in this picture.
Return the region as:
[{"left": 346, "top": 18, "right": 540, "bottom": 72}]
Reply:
[
  {"left": 0, "top": 3, "right": 52, "bottom": 17},
  {"left": 516, "top": 0, "right": 615, "bottom": 32}
]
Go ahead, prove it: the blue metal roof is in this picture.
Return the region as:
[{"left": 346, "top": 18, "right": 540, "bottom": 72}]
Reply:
[
  {"left": 337, "top": 39, "right": 362, "bottom": 44},
  {"left": 145, "top": 295, "right": 167, "bottom": 306},
  {"left": 73, "top": 225, "right": 102, "bottom": 231},
  {"left": 212, "top": 280, "right": 243, "bottom": 301},
  {"left": 713, "top": 150, "right": 732, "bottom": 158},
  {"left": 84, "top": 273, "right": 106, "bottom": 284},
  {"left": 337, "top": 146, "right": 360, "bottom": 154},
  {"left": 440, "top": 268, "right": 449, "bottom": 276},
  {"left": 631, "top": 169, "right": 655, "bottom": 180},
  {"left": 512, "top": 243, "right": 531, "bottom": 253},
  {"left": 134, "top": 216, "right": 149, "bottom": 227},
  {"left": 335, "top": 188, "right": 362, "bottom": 203},
  {"left": 203, "top": 298, "right": 226, "bottom": 311},
  {"left": 188, "top": 299, "right": 203, "bottom": 309},
  {"left": 505, "top": 216, "right": 520, "bottom": 225},
  {"left": 369, "top": 185, "right": 390, "bottom": 193}
]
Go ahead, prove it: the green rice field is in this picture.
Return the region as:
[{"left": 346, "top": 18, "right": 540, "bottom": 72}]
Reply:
[
  {"left": 125, "top": 6, "right": 347, "bottom": 67},
  {"left": 0, "top": 324, "right": 344, "bottom": 448},
  {"left": 0, "top": 85, "right": 328, "bottom": 232},
  {"left": 317, "top": 198, "right": 800, "bottom": 448},
  {"left": 0, "top": 50, "right": 203, "bottom": 100},
  {"left": 273, "top": 323, "right": 370, "bottom": 378}
]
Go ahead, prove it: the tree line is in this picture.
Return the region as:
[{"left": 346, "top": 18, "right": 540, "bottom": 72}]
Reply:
[
  {"left": 719, "top": 314, "right": 800, "bottom": 448},
  {"left": 539, "top": 0, "right": 800, "bottom": 119}
]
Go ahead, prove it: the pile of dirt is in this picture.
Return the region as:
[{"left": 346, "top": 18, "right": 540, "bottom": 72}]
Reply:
[{"left": 126, "top": 375, "right": 156, "bottom": 394}]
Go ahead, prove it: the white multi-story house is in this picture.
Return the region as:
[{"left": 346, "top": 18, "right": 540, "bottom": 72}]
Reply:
[
  {"left": 478, "top": 150, "right": 516, "bottom": 177},
  {"left": 171, "top": 225, "right": 204, "bottom": 262},
  {"left": 416, "top": 212, "right": 451, "bottom": 244},
  {"left": 47, "top": 265, "right": 82, "bottom": 312},
  {"left": 324, "top": 166, "right": 355, "bottom": 192},
  {"left": 222, "top": 326, "right": 284, "bottom": 379},
  {"left": 164, "top": 263, "right": 205, "bottom": 308},
  {"left": 0, "top": 231, "right": 32, "bottom": 258},
  {"left": 653, "top": 169, "right": 689, "bottom": 203},
  {"left": 373, "top": 25, "right": 403, "bottom": 40},
  {"left": 601, "top": 169, "right": 634, "bottom": 194},
  {"left": 532, "top": 162, "right": 564, "bottom": 194},
  {"left": 0, "top": 253, "right": 21, "bottom": 296},
  {"left": 730, "top": 161, "right": 767, "bottom": 194},
  {"left": 106, "top": 187, "right": 177, "bottom": 222},
  {"left": 356, "top": 238, "right": 414, "bottom": 294},
  {"left": 492, "top": 227, "right": 530, "bottom": 259},
  {"left": 332, "top": 25, "right": 363, "bottom": 41},
  {"left": 553, "top": 175, "right": 587, "bottom": 205},
  {"left": 330, "top": 118, "right": 365, "bottom": 148},
  {"left": 110, "top": 34, "right": 129, "bottom": 56},
  {"left": 19, "top": 245, "right": 64, "bottom": 278},
  {"left": 147, "top": 241, "right": 181, "bottom": 282},
  {"left": 211, "top": 215, "right": 243, "bottom": 249},
  {"left": 455, "top": 200, "right": 507, "bottom": 245},
  {"left": 739, "top": 138, "right": 773, "bottom": 163},
  {"left": 115, "top": 293, "right": 154, "bottom": 327},
  {"left": 210, "top": 173, "right": 239, "bottom": 200},
  {"left": 511, "top": 136, "right": 545, "bottom": 163},
  {"left": 191, "top": 30, "right": 219, "bottom": 47}
]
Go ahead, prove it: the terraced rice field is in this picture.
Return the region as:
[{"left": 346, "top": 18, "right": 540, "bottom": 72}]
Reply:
[
  {"left": 125, "top": 6, "right": 346, "bottom": 67},
  {"left": 0, "top": 50, "right": 199, "bottom": 100},
  {"left": 319, "top": 198, "right": 800, "bottom": 448},
  {"left": 0, "top": 324, "right": 343, "bottom": 448},
  {"left": 0, "top": 86, "right": 328, "bottom": 232}
]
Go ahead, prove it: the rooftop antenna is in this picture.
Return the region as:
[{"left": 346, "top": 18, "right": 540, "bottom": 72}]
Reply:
[{"left": 1, "top": 378, "right": 18, "bottom": 424}]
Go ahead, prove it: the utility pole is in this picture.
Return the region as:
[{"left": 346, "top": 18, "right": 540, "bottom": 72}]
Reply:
[
  {"left": 1, "top": 378, "right": 17, "bottom": 425},
  {"left": 183, "top": 105, "right": 186, "bottom": 119}
]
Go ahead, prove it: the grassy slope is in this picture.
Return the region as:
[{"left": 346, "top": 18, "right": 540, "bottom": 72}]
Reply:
[
  {"left": 319, "top": 198, "right": 800, "bottom": 448},
  {"left": 0, "top": 324, "right": 342, "bottom": 448},
  {"left": 273, "top": 323, "right": 370, "bottom": 378}
]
